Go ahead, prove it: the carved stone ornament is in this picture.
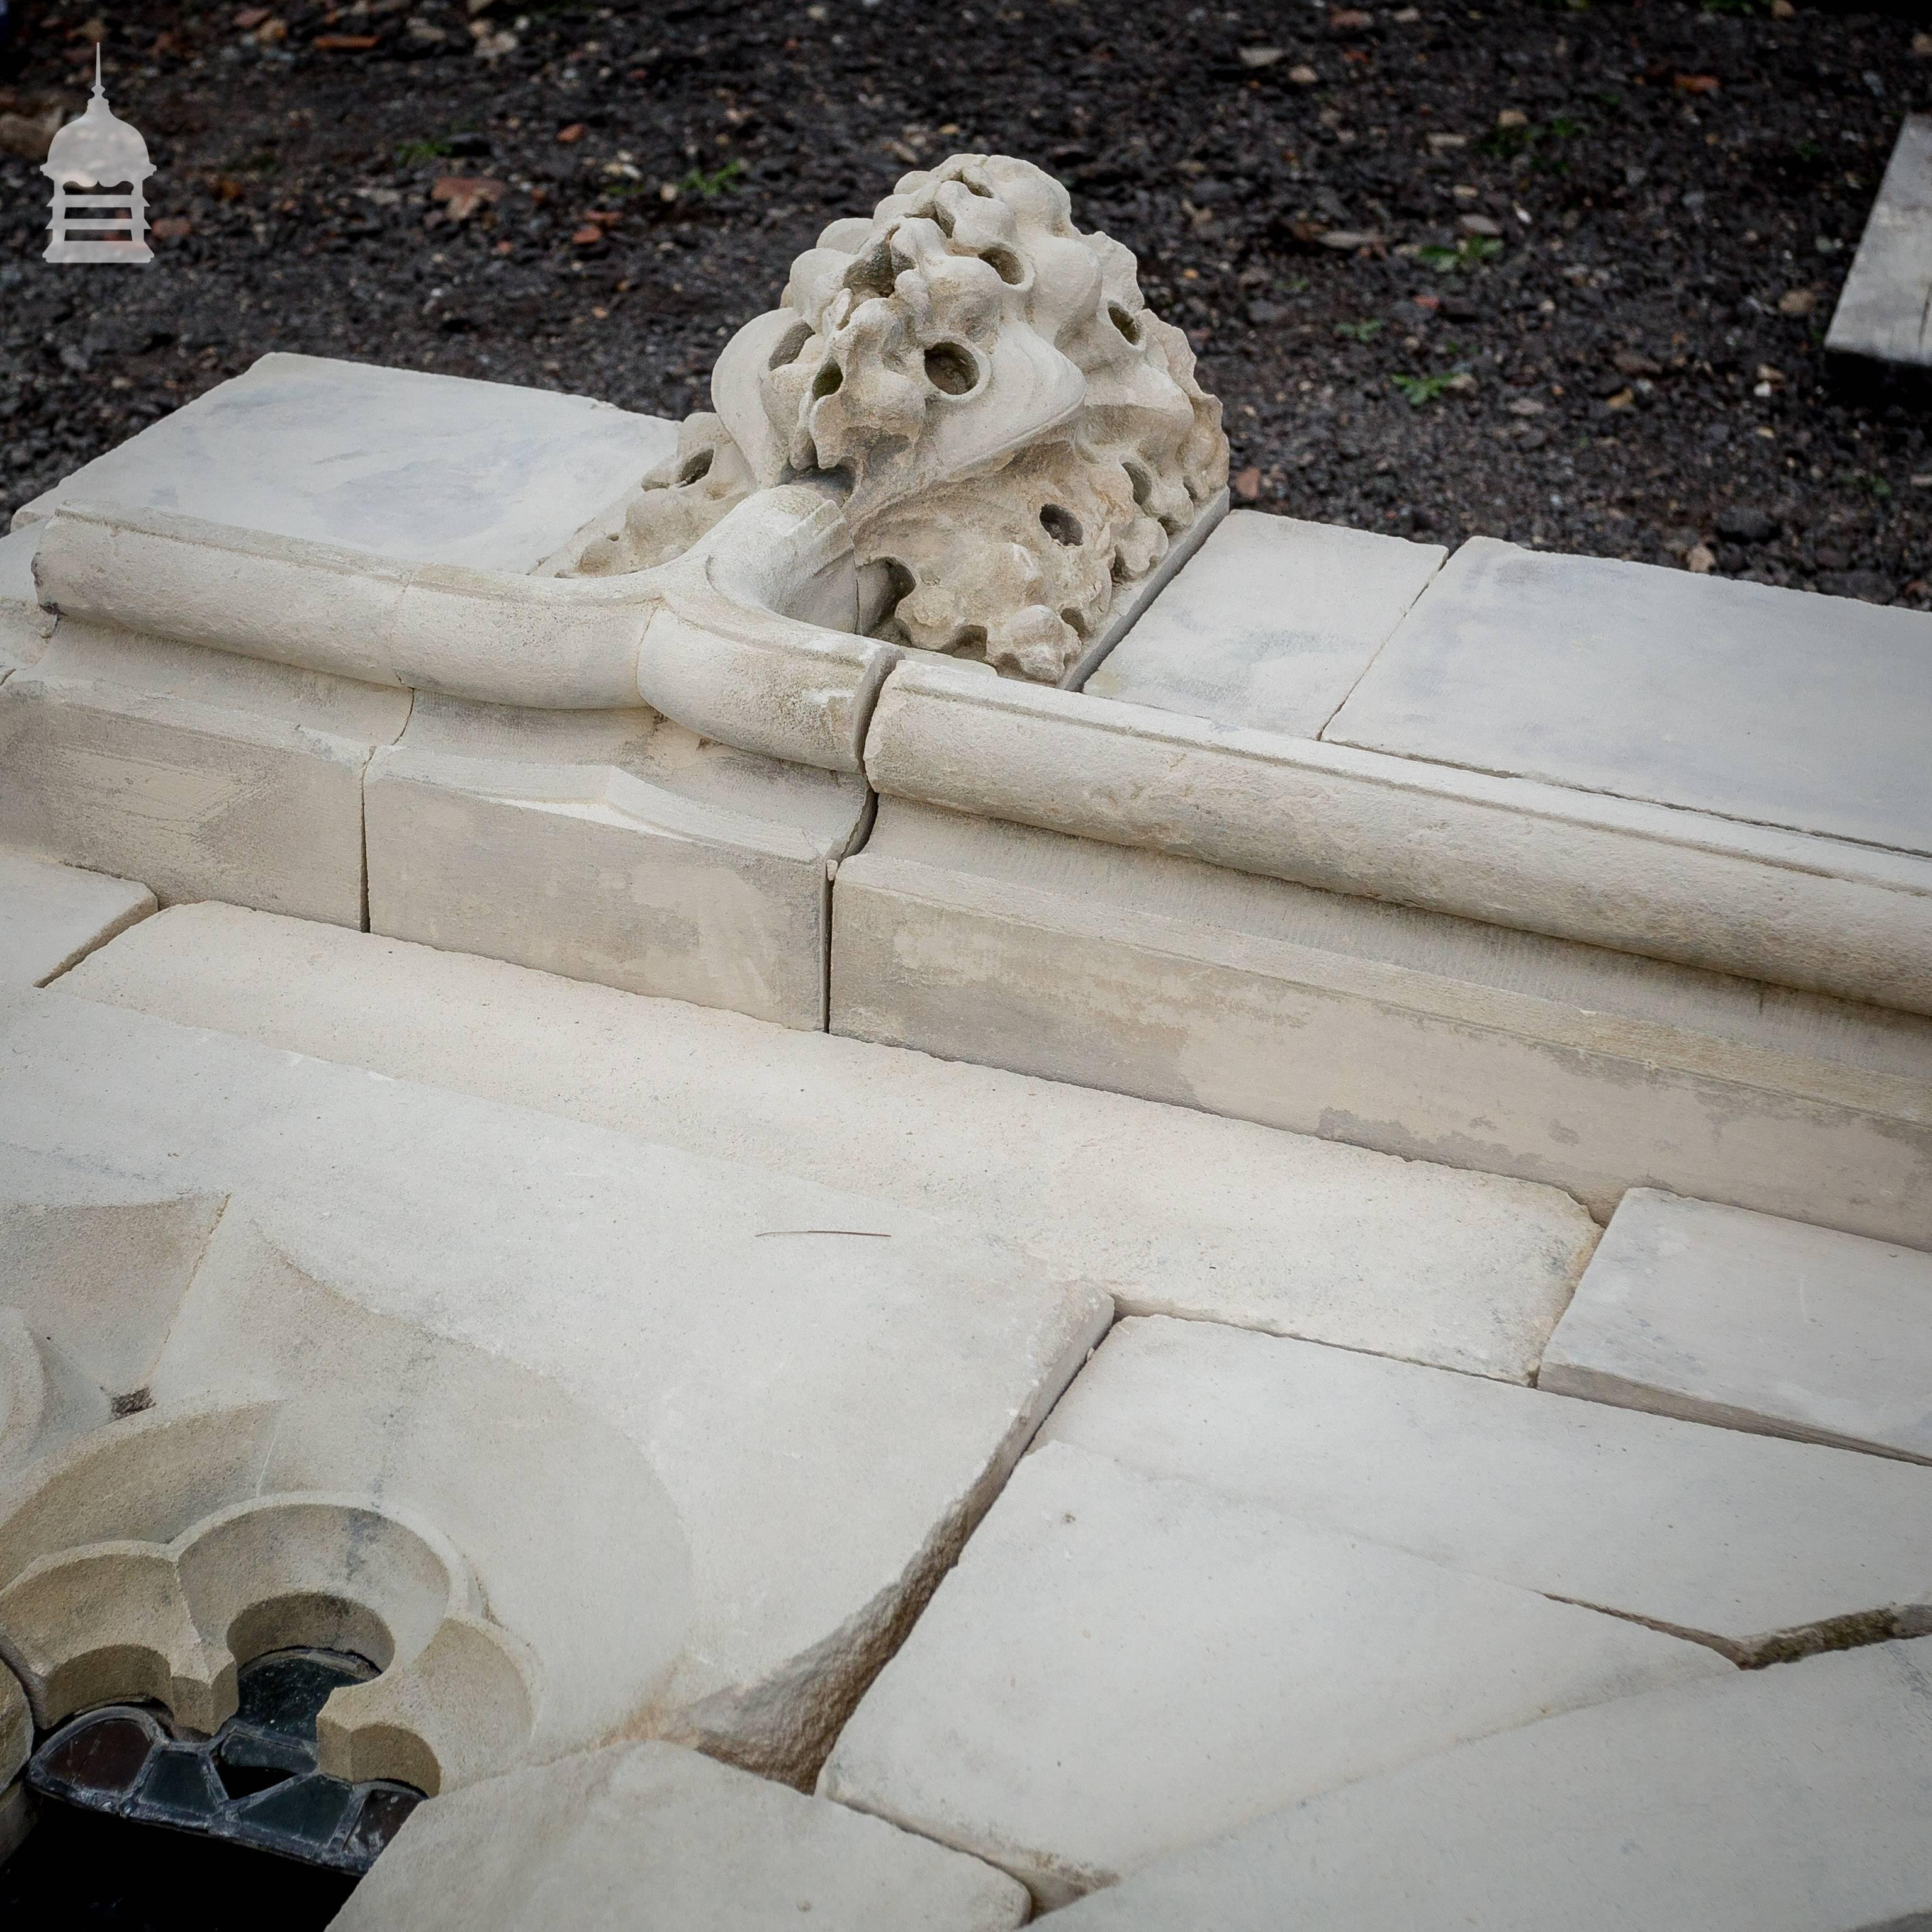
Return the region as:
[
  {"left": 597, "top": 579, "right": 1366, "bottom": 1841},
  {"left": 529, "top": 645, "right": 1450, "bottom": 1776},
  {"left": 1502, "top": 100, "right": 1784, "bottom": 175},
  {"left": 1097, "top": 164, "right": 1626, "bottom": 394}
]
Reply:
[{"left": 549, "top": 154, "right": 1229, "bottom": 683}]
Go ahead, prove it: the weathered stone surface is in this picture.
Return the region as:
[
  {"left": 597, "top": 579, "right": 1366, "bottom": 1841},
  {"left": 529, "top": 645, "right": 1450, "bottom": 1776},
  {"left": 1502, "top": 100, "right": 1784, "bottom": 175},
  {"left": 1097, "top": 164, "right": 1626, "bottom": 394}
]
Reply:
[
  {"left": 820, "top": 1439, "right": 1726, "bottom": 1907},
  {"left": 364, "top": 698, "right": 867, "bottom": 1028},
  {"left": 1085, "top": 510, "right": 1443, "bottom": 734},
  {"left": 1042, "top": 1315, "right": 1932, "bottom": 1659},
  {"left": 0, "top": 986, "right": 1110, "bottom": 1782},
  {"left": 0, "top": 850, "right": 154, "bottom": 987},
  {"left": 1325, "top": 537, "right": 1932, "bottom": 855},
  {"left": 0, "top": 1665, "right": 26, "bottom": 1788},
  {"left": 13, "top": 352, "right": 678, "bottom": 573},
  {"left": 0, "top": 526, "right": 53, "bottom": 678},
  {"left": 863, "top": 655, "right": 1932, "bottom": 1019},
  {"left": 1827, "top": 113, "right": 1932, "bottom": 371},
  {"left": 1541, "top": 1188, "right": 1932, "bottom": 1463},
  {"left": 0, "top": 622, "right": 410, "bottom": 925},
  {"left": 334, "top": 1740, "right": 1030, "bottom": 1932},
  {"left": 1058, "top": 1637, "right": 1932, "bottom": 1932},
  {"left": 832, "top": 799, "right": 1932, "bottom": 1246},
  {"left": 67, "top": 903, "right": 1600, "bottom": 1382}
]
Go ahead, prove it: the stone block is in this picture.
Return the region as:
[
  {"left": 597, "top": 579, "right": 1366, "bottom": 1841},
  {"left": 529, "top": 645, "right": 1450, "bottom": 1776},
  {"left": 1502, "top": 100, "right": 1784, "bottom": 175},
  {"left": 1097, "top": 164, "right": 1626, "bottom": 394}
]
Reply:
[
  {"left": 13, "top": 352, "right": 678, "bottom": 574},
  {"left": 0, "top": 622, "right": 410, "bottom": 926},
  {"left": 1826, "top": 113, "right": 1932, "bottom": 371},
  {"left": 364, "top": 697, "right": 867, "bottom": 1028},
  {"left": 1041, "top": 1315, "right": 1932, "bottom": 1660},
  {"left": 1540, "top": 1188, "right": 1932, "bottom": 1463},
  {"left": 65, "top": 903, "right": 1600, "bottom": 1383},
  {"left": 1324, "top": 537, "right": 1932, "bottom": 855},
  {"left": 0, "top": 526, "right": 53, "bottom": 679},
  {"left": 831, "top": 799, "right": 1932, "bottom": 1247},
  {"left": 820, "top": 1439, "right": 1726, "bottom": 1907},
  {"left": 332, "top": 1740, "right": 1030, "bottom": 1932},
  {"left": 0, "top": 850, "right": 154, "bottom": 987},
  {"left": 1084, "top": 509, "right": 1443, "bottom": 734},
  {"left": 1057, "top": 1637, "right": 1932, "bottom": 1932},
  {"left": 0, "top": 987, "right": 1111, "bottom": 1782},
  {"left": 1, "top": 1666, "right": 25, "bottom": 1789}
]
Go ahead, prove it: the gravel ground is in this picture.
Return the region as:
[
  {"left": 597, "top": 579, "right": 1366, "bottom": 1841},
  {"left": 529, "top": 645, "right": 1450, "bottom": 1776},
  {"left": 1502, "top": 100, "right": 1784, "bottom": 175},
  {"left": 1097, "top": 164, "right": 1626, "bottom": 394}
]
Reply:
[{"left": 2, "top": 0, "right": 1927, "bottom": 603}]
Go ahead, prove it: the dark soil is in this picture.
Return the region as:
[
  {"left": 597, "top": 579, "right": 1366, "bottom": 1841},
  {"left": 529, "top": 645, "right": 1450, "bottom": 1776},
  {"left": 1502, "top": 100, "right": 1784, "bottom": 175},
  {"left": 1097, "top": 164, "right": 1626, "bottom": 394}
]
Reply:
[{"left": 3, "top": 0, "right": 1927, "bottom": 603}]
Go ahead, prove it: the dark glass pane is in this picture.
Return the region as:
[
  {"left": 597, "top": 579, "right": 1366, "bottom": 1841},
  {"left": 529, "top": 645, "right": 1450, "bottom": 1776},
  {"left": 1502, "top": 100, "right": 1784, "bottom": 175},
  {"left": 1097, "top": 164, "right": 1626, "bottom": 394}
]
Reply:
[
  {"left": 32, "top": 1712, "right": 157, "bottom": 1799},
  {"left": 339, "top": 1785, "right": 423, "bottom": 1870},
  {"left": 136, "top": 1744, "right": 223, "bottom": 1823},
  {"left": 231, "top": 1772, "right": 356, "bottom": 1853},
  {"left": 232, "top": 1650, "right": 375, "bottom": 1744},
  {"left": 215, "top": 1749, "right": 295, "bottom": 1801},
  {"left": 217, "top": 1725, "right": 315, "bottom": 1780}
]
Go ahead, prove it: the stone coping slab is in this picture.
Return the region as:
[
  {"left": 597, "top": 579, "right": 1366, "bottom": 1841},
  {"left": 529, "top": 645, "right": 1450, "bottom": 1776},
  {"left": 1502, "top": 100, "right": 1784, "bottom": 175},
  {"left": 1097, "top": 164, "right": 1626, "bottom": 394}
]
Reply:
[
  {"left": 0, "top": 986, "right": 1111, "bottom": 1780},
  {"left": 1541, "top": 1188, "right": 1932, "bottom": 1464},
  {"left": 1040, "top": 1315, "right": 1932, "bottom": 1658},
  {"left": 0, "top": 851, "right": 153, "bottom": 988},
  {"left": 66, "top": 901, "right": 1599, "bottom": 1383},
  {"left": 1056, "top": 1637, "right": 1932, "bottom": 1932},
  {"left": 820, "top": 1439, "right": 1726, "bottom": 1907},
  {"left": 1827, "top": 113, "right": 1932, "bottom": 372},
  {"left": 1084, "top": 509, "right": 1444, "bottom": 736},
  {"left": 12, "top": 352, "right": 678, "bottom": 575},
  {"left": 332, "top": 1741, "right": 1030, "bottom": 1932},
  {"left": 1323, "top": 536, "right": 1932, "bottom": 856}
]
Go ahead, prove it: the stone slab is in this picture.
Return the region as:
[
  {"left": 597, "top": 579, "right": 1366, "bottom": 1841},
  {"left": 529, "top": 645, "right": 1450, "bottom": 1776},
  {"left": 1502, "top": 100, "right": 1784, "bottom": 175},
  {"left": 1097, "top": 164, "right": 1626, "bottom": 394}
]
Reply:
[
  {"left": 333, "top": 1740, "right": 1030, "bottom": 1932},
  {"left": 0, "top": 851, "right": 154, "bottom": 987},
  {"left": 1541, "top": 1188, "right": 1932, "bottom": 1463},
  {"left": 13, "top": 353, "right": 678, "bottom": 574},
  {"left": 832, "top": 798, "right": 1932, "bottom": 1247},
  {"left": 1057, "top": 1636, "right": 1932, "bottom": 1932},
  {"left": 0, "top": 526, "right": 52, "bottom": 678},
  {"left": 1040, "top": 1315, "right": 1932, "bottom": 1659},
  {"left": 65, "top": 902, "right": 1601, "bottom": 1383},
  {"left": 1827, "top": 113, "right": 1932, "bottom": 371},
  {"left": 1084, "top": 509, "right": 1443, "bottom": 735},
  {"left": 1323, "top": 537, "right": 1932, "bottom": 855},
  {"left": 0, "top": 986, "right": 1111, "bottom": 1779},
  {"left": 820, "top": 1439, "right": 1727, "bottom": 1907},
  {"left": 365, "top": 697, "right": 867, "bottom": 1030},
  {"left": 0, "top": 622, "right": 411, "bottom": 926}
]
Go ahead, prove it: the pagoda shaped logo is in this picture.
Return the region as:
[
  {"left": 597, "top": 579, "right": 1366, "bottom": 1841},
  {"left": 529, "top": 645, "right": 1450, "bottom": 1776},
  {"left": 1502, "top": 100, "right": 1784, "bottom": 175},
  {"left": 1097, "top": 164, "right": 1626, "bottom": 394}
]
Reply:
[{"left": 43, "top": 49, "right": 155, "bottom": 265}]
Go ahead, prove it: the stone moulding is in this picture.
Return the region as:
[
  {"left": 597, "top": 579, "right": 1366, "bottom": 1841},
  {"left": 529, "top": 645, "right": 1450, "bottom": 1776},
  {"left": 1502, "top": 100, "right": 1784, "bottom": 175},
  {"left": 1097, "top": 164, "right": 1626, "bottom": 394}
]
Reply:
[{"left": 860, "top": 655, "right": 1932, "bottom": 1018}]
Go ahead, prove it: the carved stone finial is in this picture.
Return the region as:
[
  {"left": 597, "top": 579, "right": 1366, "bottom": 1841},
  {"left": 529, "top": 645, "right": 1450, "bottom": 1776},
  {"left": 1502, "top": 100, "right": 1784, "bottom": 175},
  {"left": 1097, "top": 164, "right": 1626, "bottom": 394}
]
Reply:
[{"left": 554, "top": 154, "right": 1228, "bottom": 683}]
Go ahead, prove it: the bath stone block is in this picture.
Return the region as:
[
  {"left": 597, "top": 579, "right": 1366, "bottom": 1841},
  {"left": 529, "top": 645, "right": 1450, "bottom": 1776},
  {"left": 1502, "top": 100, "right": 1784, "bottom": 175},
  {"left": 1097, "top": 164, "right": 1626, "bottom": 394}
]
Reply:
[
  {"left": 1084, "top": 510, "right": 1443, "bottom": 735},
  {"left": 14, "top": 352, "right": 678, "bottom": 573},
  {"left": 830, "top": 800, "right": 1932, "bottom": 1249},
  {"left": 365, "top": 699, "right": 867, "bottom": 1030},
  {"left": 65, "top": 904, "right": 1602, "bottom": 1386},
  {"left": 1325, "top": 537, "right": 1932, "bottom": 855},
  {"left": 1540, "top": 1188, "right": 1932, "bottom": 1464},
  {"left": 0, "top": 990, "right": 1112, "bottom": 1780},
  {"left": 0, "top": 526, "right": 53, "bottom": 677},
  {"left": 1827, "top": 114, "right": 1932, "bottom": 371},
  {"left": 0, "top": 624, "right": 410, "bottom": 927},
  {"left": 0, "top": 851, "right": 154, "bottom": 986},
  {"left": 1, "top": 1667, "right": 25, "bottom": 1788},
  {"left": 332, "top": 1740, "right": 1029, "bottom": 1932},
  {"left": 1057, "top": 1636, "right": 1932, "bottom": 1932},
  {"left": 820, "top": 1440, "right": 1724, "bottom": 1909},
  {"left": 1040, "top": 1315, "right": 1932, "bottom": 1661}
]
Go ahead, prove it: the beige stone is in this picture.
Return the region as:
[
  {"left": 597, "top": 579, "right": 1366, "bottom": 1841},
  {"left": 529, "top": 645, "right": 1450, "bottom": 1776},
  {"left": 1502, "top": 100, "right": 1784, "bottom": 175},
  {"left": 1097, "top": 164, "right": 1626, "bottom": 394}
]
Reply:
[
  {"left": 831, "top": 799, "right": 1932, "bottom": 1245},
  {"left": 0, "top": 526, "right": 52, "bottom": 678},
  {"left": 0, "top": 850, "right": 154, "bottom": 987},
  {"left": 821, "top": 1441, "right": 1726, "bottom": 1906},
  {"left": 66, "top": 904, "right": 1602, "bottom": 1382},
  {"left": 334, "top": 1740, "right": 1030, "bottom": 1932},
  {"left": 1, "top": 1663, "right": 26, "bottom": 1788}
]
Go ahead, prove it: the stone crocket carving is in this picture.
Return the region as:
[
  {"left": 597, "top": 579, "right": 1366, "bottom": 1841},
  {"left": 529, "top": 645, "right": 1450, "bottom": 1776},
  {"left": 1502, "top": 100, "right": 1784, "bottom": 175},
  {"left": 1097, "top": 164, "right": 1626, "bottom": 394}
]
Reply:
[{"left": 549, "top": 154, "right": 1228, "bottom": 683}]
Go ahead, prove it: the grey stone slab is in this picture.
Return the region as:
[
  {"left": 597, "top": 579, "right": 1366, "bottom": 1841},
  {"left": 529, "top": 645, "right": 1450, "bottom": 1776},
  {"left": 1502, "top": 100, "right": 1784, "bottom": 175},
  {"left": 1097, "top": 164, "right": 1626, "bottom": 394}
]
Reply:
[
  {"left": 1323, "top": 536, "right": 1932, "bottom": 855},
  {"left": 1828, "top": 113, "right": 1932, "bottom": 370},
  {"left": 0, "top": 527, "right": 52, "bottom": 678},
  {"left": 1057, "top": 1636, "right": 1932, "bottom": 1932},
  {"left": 333, "top": 1740, "right": 1030, "bottom": 1932},
  {"left": 1039, "top": 1314, "right": 1932, "bottom": 1659},
  {"left": 821, "top": 1439, "right": 1726, "bottom": 1908},
  {"left": 1084, "top": 509, "right": 1444, "bottom": 735},
  {"left": 11, "top": 353, "right": 677, "bottom": 574},
  {"left": 1541, "top": 1188, "right": 1932, "bottom": 1463},
  {"left": 0, "top": 851, "right": 154, "bottom": 987}
]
